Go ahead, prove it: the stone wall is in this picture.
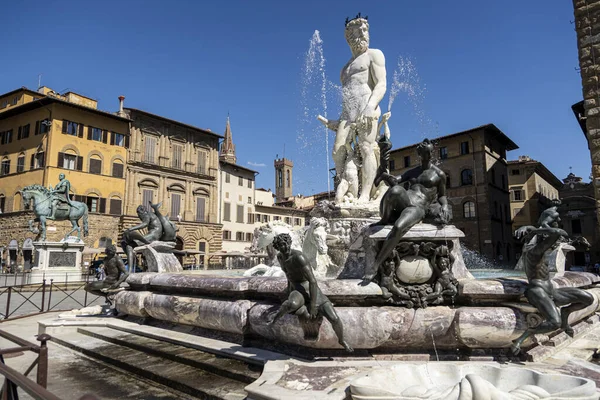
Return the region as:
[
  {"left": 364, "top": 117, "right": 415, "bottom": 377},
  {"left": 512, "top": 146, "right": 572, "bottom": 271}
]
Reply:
[{"left": 574, "top": 0, "right": 600, "bottom": 226}]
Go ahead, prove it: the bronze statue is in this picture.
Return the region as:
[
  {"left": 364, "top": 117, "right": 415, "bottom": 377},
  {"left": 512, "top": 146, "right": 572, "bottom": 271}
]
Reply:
[
  {"left": 368, "top": 138, "right": 449, "bottom": 279},
  {"left": 510, "top": 225, "right": 594, "bottom": 354},
  {"left": 48, "top": 173, "right": 72, "bottom": 220},
  {"left": 84, "top": 244, "right": 128, "bottom": 297},
  {"left": 121, "top": 202, "right": 178, "bottom": 271},
  {"left": 21, "top": 177, "right": 89, "bottom": 241},
  {"left": 267, "top": 233, "right": 353, "bottom": 352}
]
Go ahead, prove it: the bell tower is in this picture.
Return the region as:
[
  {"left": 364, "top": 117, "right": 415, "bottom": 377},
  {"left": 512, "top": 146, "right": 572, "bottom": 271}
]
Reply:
[{"left": 274, "top": 157, "right": 293, "bottom": 203}]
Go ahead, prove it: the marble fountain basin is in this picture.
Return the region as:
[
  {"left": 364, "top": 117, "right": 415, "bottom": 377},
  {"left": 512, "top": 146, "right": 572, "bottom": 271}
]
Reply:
[{"left": 349, "top": 363, "right": 599, "bottom": 400}]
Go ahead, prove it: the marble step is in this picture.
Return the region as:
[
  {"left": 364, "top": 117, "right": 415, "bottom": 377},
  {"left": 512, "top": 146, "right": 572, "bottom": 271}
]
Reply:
[
  {"left": 77, "top": 326, "right": 261, "bottom": 384},
  {"left": 51, "top": 330, "right": 251, "bottom": 400}
]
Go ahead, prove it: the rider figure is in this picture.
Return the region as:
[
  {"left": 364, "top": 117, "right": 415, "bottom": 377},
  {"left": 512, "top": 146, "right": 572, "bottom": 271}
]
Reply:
[{"left": 48, "top": 173, "right": 72, "bottom": 220}]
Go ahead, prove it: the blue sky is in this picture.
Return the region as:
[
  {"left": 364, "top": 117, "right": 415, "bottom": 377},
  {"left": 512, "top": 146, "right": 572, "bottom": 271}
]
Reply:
[{"left": 1, "top": 1, "right": 587, "bottom": 194}]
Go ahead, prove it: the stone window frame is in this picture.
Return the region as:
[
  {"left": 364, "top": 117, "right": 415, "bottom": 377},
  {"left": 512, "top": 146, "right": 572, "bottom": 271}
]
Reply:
[
  {"left": 460, "top": 169, "right": 473, "bottom": 186},
  {"left": 462, "top": 200, "right": 476, "bottom": 219}
]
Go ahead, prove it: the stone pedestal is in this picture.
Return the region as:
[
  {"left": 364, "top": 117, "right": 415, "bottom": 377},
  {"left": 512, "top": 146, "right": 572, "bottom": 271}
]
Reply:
[
  {"left": 134, "top": 241, "right": 183, "bottom": 273},
  {"left": 31, "top": 239, "right": 84, "bottom": 283}
]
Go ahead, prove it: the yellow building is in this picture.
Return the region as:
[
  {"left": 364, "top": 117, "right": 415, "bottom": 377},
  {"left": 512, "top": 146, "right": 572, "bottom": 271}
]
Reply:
[{"left": 0, "top": 86, "right": 130, "bottom": 266}]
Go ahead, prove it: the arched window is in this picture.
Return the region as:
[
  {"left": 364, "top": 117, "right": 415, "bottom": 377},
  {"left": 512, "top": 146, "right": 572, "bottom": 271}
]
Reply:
[
  {"left": 16, "top": 153, "right": 25, "bottom": 173},
  {"left": 86, "top": 193, "right": 100, "bottom": 213},
  {"left": 1, "top": 157, "right": 10, "bottom": 176},
  {"left": 13, "top": 191, "right": 22, "bottom": 211},
  {"left": 0, "top": 194, "right": 5, "bottom": 213},
  {"left": 461, "top": 169, "right": 472, "bottom": 186},
  {"left": 286, "top": 170, "right": 290, "bottom": 188},
  {"left": 89, "top": 155, "right": 102, "bottom": 175},
  {"left": 463, "top": 201, "right": 476, "bottom": 218},
  {"left": 278, "top": 170, "right": 282, "bottom": 188}
]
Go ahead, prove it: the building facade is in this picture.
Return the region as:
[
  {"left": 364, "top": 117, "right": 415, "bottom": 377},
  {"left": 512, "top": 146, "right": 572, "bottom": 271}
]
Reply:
[
  {"left": 559, "top": 173, "right": 600, "bottom": 267},
  {"left": 254, "top": 188, "right": 307, "bottom": 228},
  {"left": 388, "top": 124, "right": 518, "bottom": 265},
  {"left": 124, "top": 107, "right": 223, "bottom": 267},
  {"left": 508, "top": 156, "right": 562, "bottom": 232},
  {"left": 0, "top": 86, "right": 129, "bottom": 267}
]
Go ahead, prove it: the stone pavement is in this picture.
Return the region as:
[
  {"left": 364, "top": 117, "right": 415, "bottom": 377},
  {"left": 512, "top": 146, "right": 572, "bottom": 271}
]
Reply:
[{"left": 0, "top": 312, "right": 186, "bottom": 399}]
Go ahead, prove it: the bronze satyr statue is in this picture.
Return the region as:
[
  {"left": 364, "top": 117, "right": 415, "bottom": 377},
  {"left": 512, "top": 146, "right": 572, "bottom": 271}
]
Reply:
[
  {"left": 121, "top": 202, "right": 177, "bottom": 271},
  {"left": 510, "top": 225, "right": 594, "bottom": 354},
  {"left": 267, "top": 233, "right": 353, "bottom": 352},
  {"left": 84, "top": 244, "right": 128, "bottom": 312},
  {"left": 368, "top": 138, "right": 449, "bottom": 279}
]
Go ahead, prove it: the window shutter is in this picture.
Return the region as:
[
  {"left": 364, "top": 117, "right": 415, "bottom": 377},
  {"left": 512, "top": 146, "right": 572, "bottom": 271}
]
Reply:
[
  {"left": 39, "top": 153, "right": 44, "bottom": 167},
  {"left": 110, "top": 132, "right": 115, "bottom": 145},
  {"left": 57, "top": 152, "right": 64, "bottom": 167},
  {"left": 87, "top": 126, "right": 92, "bottom": 140},
  {"left": 102, "top": 130, "right": 108, "bottom": 143},
  {"left": 30, "top": 154, "right": 35, "bottom": 169},
  {"left": 78, "top": 124, "right": 84, "bottom": 138},
  {"left": 17, "top": 126, "right": 22, "bottom": 140},
  {"left": 99, "top": 198, "right": 106, "bottom": 213},
  {"left": 35, "top": 121, "right": 40, "bottom": 135},
  {"left": 125, "top": 134, "right": 130, "bottom": 148},
  {"left": 196, "top": 197, "right": 205, "bottom": 222},
  {"left": 76, "top": 156, "right": 83, "bottom": 171},
  {"left": 109, "top": 199, "right": 122, "bottom": 215},
  {"left": 62, "top": 120, "right": 67, "bottom": 133}
]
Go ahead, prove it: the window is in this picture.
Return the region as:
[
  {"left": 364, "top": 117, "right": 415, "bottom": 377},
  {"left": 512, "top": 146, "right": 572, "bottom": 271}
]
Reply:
[
  {"left": 89, "top": 158, "right": 102, "bottom": 175},
  {"left": 37, "top": 119, "right": 50, "bottom": 135},
  {"left": 463, "top": 201, "right": 476, "bottom": 218},
  {"left": 0, "top": 130, "right": 13, "bottom": 144},
  {"left": 511, "top": 188, "right": 523, "bottom": 201},
  {"left": 404, "top": 156, "right": 410, "bottom": 168},
  {"left": 223, "top": 230, "right": 231, "bottom": 240},
  {"left": 172, "top": 144, "right": 183, "bottom": 169},
  {"left": 286, "top": 170, "right": 290, "bottom": 188},
  {"left": 12, "top": 96, "right": 18, "bottom": 105},
  {"left": 90, "top": 127, "right": 103, "bottom": 142},
  {"left": 239, "top": 176, "right": 243, "bottom": 186},
  {"left": 389, "top": 159, "right": 395, "bottom": 171},
  {"left": 246, "top": 233, "right": 253, "bottom": 242},
  {"left": 112, "top": 133, "right": 125, "bottom": 147},
  {"left": 225, "top": 173, "right": 230, "bottom": 183},
  {"left": 17, "top": 155, "right": 25, "bottom": 173},
  {"left": 142, "top": 189, "right": 154, "bottom": 212},
  {"left": 144, "top": 136, "right": 156, "bottom": 163},
  {"left": 197, "top": 151, "right": 206, "bottom": 175},
  {"left": 285, "top": 217, "right": 291, "bottom": 225},
  {"left": 247, "top": 196, "right": 252, "bottom": 204},
  {"left": 109, "top": 198, "right": 122, "bottom": 215},
  {"left": 262, "top": 215, "right": 269, "bottom": 223},
  {"left": 112, "top": 162, "right": 124, "bottom": 178},
  {"left": 0, "top": 195, "right": 5, "bottom": 213},
  {"left": 18, "top": 124, "right": 30, "bottom": 140},
  {"left": 170, "top": 193, "right": 181, "bottom": 219},
  {"left": 247, "top": 210, "right": 254, "bottom": 223},
  {"left": 572, "top": 219, "right": 582, "bottom": 235},
  {"left": 460, "top": 141, "right": 469, "bottom": 155},
  {"left": 223, "top": 203, "right": 231, "bottom": 221},
  {"left": 86, "top": 196, "right": 99, "bottom": 213},
  {"left": 196, "top": 197, "right": 206, "bottom": 222},
  {"left": 278, "top": 170, "right": 282, "bottom": 187},
  {"left": 198, "top": 241, "right": 206, "bottom": 265},
  {"left": 63, "top": 154, "right": 77, "bottom": 170},
  {"left": 255, "top": 213, "right": 261, "bottom": 222},
  {"left": 248, "top": 179, "right": 252, "bottom": 189},
  {"left": 439, "top": 147, "right": 448, "bottom": 159},
  {"left": 236, "top": 232, "right": 244, "bottom": 241},
  {"left": 511, "top": 169, "right": 520, "bottom": 176},
  {"left": 274, "top": 216, "right": 281, "bottom": 221},
  {"left": 236, "top": 205, "right": 244, "bottom": 223},
  {"left": 64, "top": 120, "right": 80, "bottom": 136},
  {"left": 1, "top": 159, "right": 10, "bottom": 176},
  {"left": 31, "top": 152, "right": 44, "bottom": 169},
  {"left": 461, "top": 169, "right": 473, "bottom": 185}
]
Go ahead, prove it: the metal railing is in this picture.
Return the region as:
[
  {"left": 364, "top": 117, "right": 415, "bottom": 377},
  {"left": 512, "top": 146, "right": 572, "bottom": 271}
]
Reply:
[
  {"left": 0, "top": 276, "right": 102, "bottom": 321},
  {"left": 0, "top": 330, "right": 99, "bottom": 400}
]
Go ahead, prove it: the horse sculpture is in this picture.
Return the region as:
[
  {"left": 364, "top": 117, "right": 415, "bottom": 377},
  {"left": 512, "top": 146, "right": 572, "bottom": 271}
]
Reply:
[{"left": 21, "top": 184, "right": 89, "bottom": 241}]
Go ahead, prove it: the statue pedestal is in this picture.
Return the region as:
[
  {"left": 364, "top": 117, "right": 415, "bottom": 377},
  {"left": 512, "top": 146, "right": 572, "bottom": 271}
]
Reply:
[
  {"left": 134, "top": 241, "right": 183, "bottom": 273},
  {"left": 31, "top": 239, "right": 84, "bottom": 284}
]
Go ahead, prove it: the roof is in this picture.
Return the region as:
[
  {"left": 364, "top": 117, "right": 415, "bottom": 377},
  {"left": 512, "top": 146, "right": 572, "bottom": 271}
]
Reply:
[
  {"left": 507, "top": 159, "right": 563, "bottom": 189},
  {"left": 390, "top": 123, "right": 519, "bottom": 153},
  {"left": 220, "top": 160, "right": 258, "bottom": 175},
  {"left": 0, "top": 86, "right": 45, "bottom": 100},
  {"left": 125, "top": 107, "right": 223, "bottom": 139},
  {"left": 0, "top": 95, "right": 131, "bottom": 123},
  {"left": 255, "top": 203, "right": 309, "bottom": 214}
]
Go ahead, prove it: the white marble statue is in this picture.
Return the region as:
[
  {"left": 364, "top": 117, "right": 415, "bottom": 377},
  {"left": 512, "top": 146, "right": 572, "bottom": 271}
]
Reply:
[
  {"left": 245, "top": 221, "right": 305, "bottom": 277},
  {"left": 318, "top": 14, "right": 387, "bottom": 204},
  {"left": 302, "top": 217, "right": 337, "bottom": 278}
]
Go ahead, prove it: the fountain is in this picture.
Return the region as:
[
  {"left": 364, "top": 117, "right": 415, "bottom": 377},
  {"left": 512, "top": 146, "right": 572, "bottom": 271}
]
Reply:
[{"left": 51, "top": 13, "right": 600, "bottom": 400}]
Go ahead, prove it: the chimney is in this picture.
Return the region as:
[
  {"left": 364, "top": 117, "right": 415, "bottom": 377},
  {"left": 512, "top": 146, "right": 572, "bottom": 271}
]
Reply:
[{"left": 118, "top": 95, "right": 125, "bottom": 116}]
